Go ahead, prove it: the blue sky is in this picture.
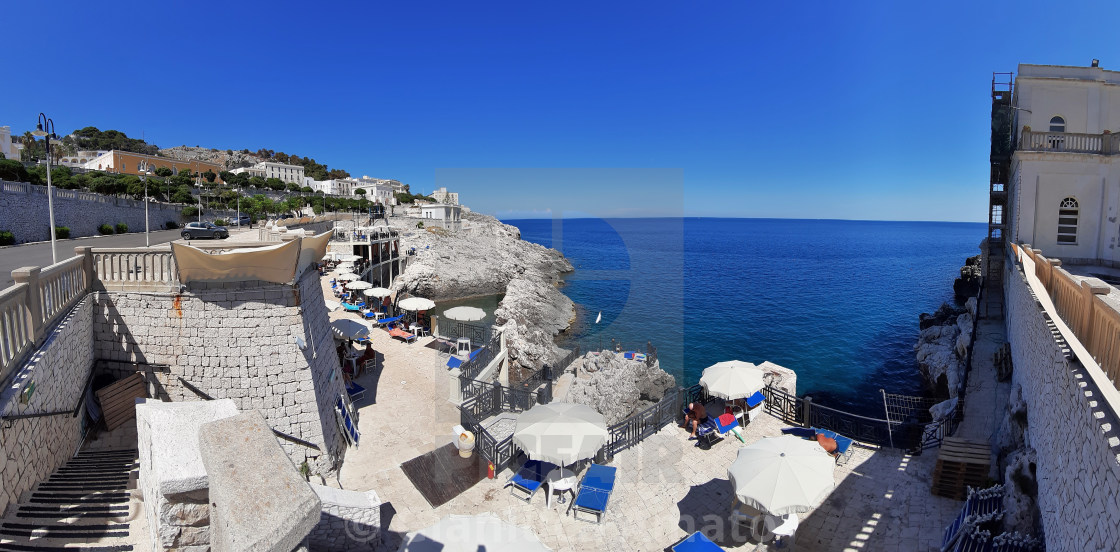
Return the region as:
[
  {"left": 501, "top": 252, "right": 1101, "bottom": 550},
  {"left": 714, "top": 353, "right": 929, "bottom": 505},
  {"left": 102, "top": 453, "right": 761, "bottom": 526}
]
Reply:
[{"left": 5, "top": 1, "right": 1119, "bottom": 221}]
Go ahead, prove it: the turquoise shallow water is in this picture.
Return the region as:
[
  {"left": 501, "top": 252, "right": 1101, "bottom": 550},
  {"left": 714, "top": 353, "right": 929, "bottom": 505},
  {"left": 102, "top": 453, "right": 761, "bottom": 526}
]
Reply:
[{"left": 502, "top": 217, "right": 986, "bottom": 417}]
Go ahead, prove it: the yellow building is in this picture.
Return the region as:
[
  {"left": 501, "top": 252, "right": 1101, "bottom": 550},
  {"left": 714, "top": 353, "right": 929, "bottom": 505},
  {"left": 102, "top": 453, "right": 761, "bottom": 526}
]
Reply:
[{"left": 83, "top": 150, "right": 223, "bottom": 181}]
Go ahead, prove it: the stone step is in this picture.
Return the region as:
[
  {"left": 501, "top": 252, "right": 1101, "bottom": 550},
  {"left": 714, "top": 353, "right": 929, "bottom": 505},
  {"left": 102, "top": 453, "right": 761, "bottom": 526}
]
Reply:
[
  {"left": 27, "top": 494, "right": 130, "bottom": 506},
  {"left": 0, "top": 521, "right": 130, "bottom": 541},
  {"left": 0, "top": 539, "right": 134, "bottom": 548}
]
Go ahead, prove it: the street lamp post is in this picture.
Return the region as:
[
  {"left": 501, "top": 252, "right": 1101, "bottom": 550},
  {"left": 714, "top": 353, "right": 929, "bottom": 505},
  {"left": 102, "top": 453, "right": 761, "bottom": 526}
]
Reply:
[
  {"left": 140, "top": 163, "right": 152, "bottom": 246},
  {"left": 31, "top": 113, "right": 58, "bottom": 264}
]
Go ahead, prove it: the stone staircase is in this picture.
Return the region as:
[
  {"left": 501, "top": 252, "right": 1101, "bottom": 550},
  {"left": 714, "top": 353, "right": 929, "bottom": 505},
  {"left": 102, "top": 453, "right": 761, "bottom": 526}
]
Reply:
[{"left": 0, "top": 449, "right": 140, "bottom": 551}]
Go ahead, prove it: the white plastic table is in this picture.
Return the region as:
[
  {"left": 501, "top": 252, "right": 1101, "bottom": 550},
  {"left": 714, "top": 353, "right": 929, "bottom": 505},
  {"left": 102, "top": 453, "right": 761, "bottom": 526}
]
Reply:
[
  {"left": 545, "top": 468, "right": 577, "bottom": 509},
  {"left": 766, "top": 512, "right": 799, "bottom": 542}
]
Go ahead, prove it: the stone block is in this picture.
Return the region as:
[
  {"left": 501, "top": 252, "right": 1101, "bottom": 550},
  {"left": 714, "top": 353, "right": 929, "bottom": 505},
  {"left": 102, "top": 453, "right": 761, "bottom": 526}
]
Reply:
[{"left": 199, "top": 411, "right": 320, "bottom": 552}]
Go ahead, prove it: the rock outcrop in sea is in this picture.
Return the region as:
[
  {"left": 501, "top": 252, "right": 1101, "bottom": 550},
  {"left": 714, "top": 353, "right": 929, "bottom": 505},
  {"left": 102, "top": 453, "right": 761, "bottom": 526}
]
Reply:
[
  {"left": 565, "top": 351, "right": 677, "bottom": 425},
  {"left": 954, "top": 254, "right": 983, "bottom": 304},
  {"left": 391, "top": 212, "right": 575, "bottom": 373},
  {"left": 915, "top": 298, "right": 975, "bottom": 398}
]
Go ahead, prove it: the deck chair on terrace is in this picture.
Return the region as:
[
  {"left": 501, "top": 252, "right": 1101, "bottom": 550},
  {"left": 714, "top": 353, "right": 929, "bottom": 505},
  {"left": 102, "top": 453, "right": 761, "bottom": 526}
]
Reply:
[
  {"left": 389, "top": 327, "right": 417, "bottom": 343},
  {"left": 696, "top": 417, "right": 722, "bottom": 448},
  {"left": 567, "top": 463, "right": 617, "bottom": 523},
  {"left": 505, "top": 459, "right": 557, "bottom": 503},
  {"left": 811, "top": 427, "right": 854, "bottom": 465}
]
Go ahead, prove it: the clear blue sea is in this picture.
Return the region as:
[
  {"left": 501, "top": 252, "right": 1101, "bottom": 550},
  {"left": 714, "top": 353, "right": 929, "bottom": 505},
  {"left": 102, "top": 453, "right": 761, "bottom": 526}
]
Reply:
[{"left": 502, "top": 218, "right": 986, "bottom": 417}]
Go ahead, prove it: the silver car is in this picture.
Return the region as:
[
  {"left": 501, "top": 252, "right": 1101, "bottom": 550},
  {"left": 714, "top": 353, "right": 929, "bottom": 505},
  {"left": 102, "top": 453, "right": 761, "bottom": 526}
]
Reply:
[{"left": 181, "top": 221, "right": 229, "bottom": 240}]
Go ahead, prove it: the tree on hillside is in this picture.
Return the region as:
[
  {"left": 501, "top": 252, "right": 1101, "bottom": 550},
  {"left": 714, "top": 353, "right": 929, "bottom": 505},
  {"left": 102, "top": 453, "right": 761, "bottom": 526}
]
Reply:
[
  {"left": 327, "top": 168, "right": 350, "bottom": 179},
  {"left": 265, "top": 177, "right": 285, "bottom": 191},
  {"left": 354, "top": 188, "right": 366, "bottom": 196},
  {"left": 154, "top": 167, "right": 174, "bottom": 178},
  {"left": 171, "top": 185, "right": 195, "bottom": 204},
  {"left": 286, "top": 182, "right": 301, "bottom": 193},
  {"left": 300, "top": 186, "right": 313, "bottom": 193},
  {"left": 0, "top": 159, "right": 29, "bottom": 182},
  {"left": 202, "top": 170, "right": 217, "bottom": 183},
  {"left": 248, "top": 176, "right": 266, "bottom": 189}
]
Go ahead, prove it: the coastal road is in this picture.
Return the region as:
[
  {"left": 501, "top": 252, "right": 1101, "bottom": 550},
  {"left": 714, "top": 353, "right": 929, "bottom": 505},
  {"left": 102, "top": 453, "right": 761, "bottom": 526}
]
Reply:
[{"left": 0, "top": 228, "right": 256, "bottom": 289}]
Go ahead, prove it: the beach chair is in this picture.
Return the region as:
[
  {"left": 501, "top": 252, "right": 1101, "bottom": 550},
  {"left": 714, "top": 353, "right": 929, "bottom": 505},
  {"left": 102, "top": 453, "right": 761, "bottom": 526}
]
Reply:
[
  {"left": 342, "top": 302, "right": 362, "bottom": 312},
  {"left": 811, "top": 427, "right": 854, "bottom": 465},
  {"left": 389, "top": 327, "right": 417, "bottom": 343},
  {"left": 505, "top": 459, "right": 556, "bottom": 503},
  {"left": 942, "top": 485, "right": 1005, "bottom": 551},
  {"left": 696, "top": 417, "right": 722, "bottom": 448},
  {"left": 376, "top": 315, "right": 402, "bottom": 326},
  {"left": 567, "top": 463, "right": 617, "bottom": 523},
  {"left": 346, "top": 381, "right": 366, "bottom": 403},
  {"left": 335, "top": 396, "right": 360, "bottom": 447},
  {"left": 715, "top": 413, "right": 744, "bottom": 443},
  {"left": 445, "top": 348, "right": 482, "bottom": 369},
  {"left": 672, "top": 532, "right": 725, "bottom": 552}
]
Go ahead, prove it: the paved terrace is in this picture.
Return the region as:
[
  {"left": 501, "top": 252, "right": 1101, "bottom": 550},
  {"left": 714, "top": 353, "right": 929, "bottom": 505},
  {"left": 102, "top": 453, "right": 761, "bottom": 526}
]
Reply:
[{"left": 321, "top": 274, "right": 964, "bottom": 551}]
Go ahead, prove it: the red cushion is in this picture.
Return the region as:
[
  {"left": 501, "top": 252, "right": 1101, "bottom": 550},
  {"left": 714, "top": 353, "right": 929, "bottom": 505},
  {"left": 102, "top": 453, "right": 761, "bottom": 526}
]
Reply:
[{"left": 718, "top": 413, "right": 736, "bottom": 425}]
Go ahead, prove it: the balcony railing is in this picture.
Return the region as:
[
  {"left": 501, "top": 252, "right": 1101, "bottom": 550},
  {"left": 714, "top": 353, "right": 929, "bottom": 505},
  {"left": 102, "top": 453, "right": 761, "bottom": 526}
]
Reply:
[{"left": 1018, "top": 129, "right": 1120, "bottom": 155}]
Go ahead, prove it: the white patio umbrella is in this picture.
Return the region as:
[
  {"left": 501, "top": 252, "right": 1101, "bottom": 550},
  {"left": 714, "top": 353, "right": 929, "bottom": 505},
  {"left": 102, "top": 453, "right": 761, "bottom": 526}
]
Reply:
[
  {"left": 330, "top": 319, "right": 370, "bottom": 341},
  {"left": 399, "top": 297, "right": 436, "bottom": 312},
  {"left": 364, "top": 287, "right": 392, "bottom": 298},
  {"left": 398, "top": 513, "right": 551, "bottom": 552},
  {"left": 346, "top": 281, "right": 373, "bottom": 291},
  {"left": 339, "top": 254, "right": 361, "bottom": 262},
  {"left": 336, "top": 272, "right": 361, "bottom": 281},
  {"left": 442, "top": 306, "right": 486, "bottom": 322},
  {"left": 323, "top": 251, "right": 341, "bottom": 261},
  {"left": 513, "top": 402, "right": 608, "bottom": 466},
  {"left": 700, "top": 360, "right": 766, "bottom": 400},
  {"left": 727, "top": 435, "right": 835, "bottom": 515}
]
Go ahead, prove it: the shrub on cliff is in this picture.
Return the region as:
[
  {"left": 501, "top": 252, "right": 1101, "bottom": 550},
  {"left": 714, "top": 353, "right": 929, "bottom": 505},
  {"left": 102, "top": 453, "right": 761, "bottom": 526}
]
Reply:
[
  {"left": 55, "top": 226, "right": 70, "bottom": 239},
  {"left": 0, "top": 230, "right": 14, "bottom": 246},
  {"left": 98, "top": 224, "right": 114, "bottom": 235},
  {"left": 0, "top": 159, "right": 30, "bottom": 182},
  {"left": 115, "top": 223, "right": 128, "bottom": 234},
  {"left": 181, "top": 206, "right": 200, "bottom": 218},
  {"left": 213, "top": 219, "right": 227, "bottom": 226}
]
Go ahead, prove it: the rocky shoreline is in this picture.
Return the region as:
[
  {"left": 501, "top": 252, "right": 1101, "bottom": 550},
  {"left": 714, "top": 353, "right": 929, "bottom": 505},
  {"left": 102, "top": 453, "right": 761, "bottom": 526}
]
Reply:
[
  {"left": 390, "top": 212, "right": 576, "bottom": 373},
  {"left": 914, "top": 254, "right": 981, "bottom": 400}
]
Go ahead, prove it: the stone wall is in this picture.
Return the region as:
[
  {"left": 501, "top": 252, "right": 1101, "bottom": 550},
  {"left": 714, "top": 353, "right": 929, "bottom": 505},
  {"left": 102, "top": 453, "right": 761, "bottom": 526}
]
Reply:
[
  {"left": 0, "top": 298, "right": 93, "bottom": 515},
  {"left": 307, "top": 485, "right": 381, "bottom": 551},
  {"left": 91, "top": 270, "right": 348, "bottom": 474},
  {"left": 1004, "top": 262, "right": 1120, "bottom": 549},
  {"left": 0, "top": 180, "right": 238, "bottom": 243},
  {"left": 136, "top": 399, "right": 239, "bottom": 551}
]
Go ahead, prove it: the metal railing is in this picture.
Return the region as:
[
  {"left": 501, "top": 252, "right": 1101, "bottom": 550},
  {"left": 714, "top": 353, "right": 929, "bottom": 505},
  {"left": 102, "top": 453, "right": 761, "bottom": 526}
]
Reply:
[
  {"left": 604, "top": 387, "right": 682, "bottom": 457},
  {"left": 458, "top": 332, "right": 502, "bottom": 384},
  {"left": 458, "top": 381, "right": 547, "bottom": 471},
  {"left": 437, "top": 319, "right": 490, "bottom": 345}
]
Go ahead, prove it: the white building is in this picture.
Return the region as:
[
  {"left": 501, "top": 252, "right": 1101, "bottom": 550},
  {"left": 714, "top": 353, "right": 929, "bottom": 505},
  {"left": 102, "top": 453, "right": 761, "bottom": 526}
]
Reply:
[
  {"left": 430, "top": 187, "right": 459, "bottom": 205},
  {"left": 0, "top": 126, "right": 21, "bottom": 161},
  {"left": 57, "top": 150, "right": 109, "bottom": 168},
  {"left": 1007, "top": 62, "right": 1120, "bottom": 265},
  {"left": 351, "top": 176, "right": 395, "bottom": 204},
  {"left": 419, "top": 203, "right": 462, "bottom": 230},
  {"left": 307, "top": 178, "right": 353, "bottom": 197},
  {"left": 231, "top": 161, "right": 305, "bottom": 183}
]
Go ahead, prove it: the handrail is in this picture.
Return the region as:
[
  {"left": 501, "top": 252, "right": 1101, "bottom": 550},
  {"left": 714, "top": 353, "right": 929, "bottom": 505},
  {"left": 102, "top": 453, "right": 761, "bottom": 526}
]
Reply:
[{"left": 0, "top": 283, "right": 34, "bottom": 383}]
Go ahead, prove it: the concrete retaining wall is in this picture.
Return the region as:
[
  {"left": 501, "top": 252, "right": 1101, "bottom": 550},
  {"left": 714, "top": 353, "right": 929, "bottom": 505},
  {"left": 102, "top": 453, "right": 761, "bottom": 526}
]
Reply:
[
  {"left": 1004, "top": 262, "right": 1120, "bottom": 549},
  {"left": 0, "top": 298, "right": 93, "bottom": 515},
  {"left": 0, "top": 180, "right": 237, "bottom": 243},
  {"left": 91, "top": 270, "right": 348, "bottom": 474}
]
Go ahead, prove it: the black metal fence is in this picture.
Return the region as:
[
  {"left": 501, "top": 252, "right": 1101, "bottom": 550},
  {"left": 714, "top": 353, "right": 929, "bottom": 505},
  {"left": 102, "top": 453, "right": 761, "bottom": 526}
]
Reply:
[
  {"left": 458, "top": 381, "right": 548, "bottom": 471},
  {"left": 603, "top": 387, "right": 683, "bottom": 458},
  {"left": 437, "top": 318, "right": 491, "bottom": 345},
  {"left": 458, "top": 333, "right": 502, "bottom": 385},
  {"left": 513, "top": 344, "right": 583, "bottom": 403}
]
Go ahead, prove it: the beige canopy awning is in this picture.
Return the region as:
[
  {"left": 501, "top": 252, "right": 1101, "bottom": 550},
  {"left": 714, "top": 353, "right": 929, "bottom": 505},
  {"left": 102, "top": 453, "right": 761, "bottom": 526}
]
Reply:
[
  {"left": 172, "top": 240, "right": 302, "bottom": 284},
  {"left": 296, "top": 231, "right": 332, "bottom": 279}
]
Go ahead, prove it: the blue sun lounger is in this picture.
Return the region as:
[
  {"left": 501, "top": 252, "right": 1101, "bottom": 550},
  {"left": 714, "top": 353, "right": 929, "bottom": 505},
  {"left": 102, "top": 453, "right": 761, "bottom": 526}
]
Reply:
[
  {"left": 341, "top": 302, "right": 363, "bottom": 312},
  {"left": 811, "top": 427, "right": 854, "bottom": 465},
  {"left": 672, "top": 532, "right": 725, "bottom": 552},
  {"left": 445, "top": 348, "right": 482, "bottom": 369},
  {"left": 505, "top": 459, "right": 556, "bottom": 503},
  {"left": 376, "top": 315, "right": 402, "bottom": 326},
  {"left": 346, "top": 381, "right": 366, "bottom": 403},
  {"left": 336, "top": 397, "right": 360, "bottom": 447},
  {"left": 568, "top": 463, "right": 617, "bottom": 523}
]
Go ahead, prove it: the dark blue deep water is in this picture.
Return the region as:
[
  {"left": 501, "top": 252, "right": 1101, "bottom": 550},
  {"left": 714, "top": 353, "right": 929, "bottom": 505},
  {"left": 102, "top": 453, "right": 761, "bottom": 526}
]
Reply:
[{"left": 502, "top": 218, "right": 986, "bottom": 417}]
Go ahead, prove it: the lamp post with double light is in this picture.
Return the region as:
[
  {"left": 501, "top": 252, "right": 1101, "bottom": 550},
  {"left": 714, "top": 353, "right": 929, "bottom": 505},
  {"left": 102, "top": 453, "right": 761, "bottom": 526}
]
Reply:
[
  {"left": 31, "top": 113, "right": 58, "bottom": 264},
  {"left": 140, "top": 162, "right": 152, "bottom": 246}
]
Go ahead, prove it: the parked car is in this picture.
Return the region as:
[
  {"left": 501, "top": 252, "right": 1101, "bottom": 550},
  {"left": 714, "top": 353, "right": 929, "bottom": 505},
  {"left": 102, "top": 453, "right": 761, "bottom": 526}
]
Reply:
[
  {"left": 181, "top": 221, "right": 229, "bottom": 240},
  {"left": 232, "top": 215, "right": 251, "bottom": 227}
]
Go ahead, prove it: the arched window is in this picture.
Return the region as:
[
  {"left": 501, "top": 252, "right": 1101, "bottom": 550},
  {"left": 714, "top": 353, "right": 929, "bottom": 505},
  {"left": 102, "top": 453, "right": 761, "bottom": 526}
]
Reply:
[
  {"left": 1057, "top": 197, "right": 1079, "bottom": 244},
  {"left": 1049, "top": 116, "right": 1066, "bottom": 132}
]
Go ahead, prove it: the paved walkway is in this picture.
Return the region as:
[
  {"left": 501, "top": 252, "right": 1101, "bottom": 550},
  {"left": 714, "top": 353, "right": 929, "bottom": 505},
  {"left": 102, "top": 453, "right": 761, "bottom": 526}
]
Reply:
[{"left": 956, "top": 318, "right": 1010, "bottom": 450}]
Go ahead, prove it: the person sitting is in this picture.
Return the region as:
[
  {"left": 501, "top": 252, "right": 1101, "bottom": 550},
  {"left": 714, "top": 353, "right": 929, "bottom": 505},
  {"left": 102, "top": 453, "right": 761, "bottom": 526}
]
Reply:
[
  {"left": 682, "top": 402, "right": 708, "bottom": 439},
  {"left": 358, "top": 342, "right": 376, "bottom": 367},
  {"left": 815, "top": 432, "right": 838, "bottom": 454}
]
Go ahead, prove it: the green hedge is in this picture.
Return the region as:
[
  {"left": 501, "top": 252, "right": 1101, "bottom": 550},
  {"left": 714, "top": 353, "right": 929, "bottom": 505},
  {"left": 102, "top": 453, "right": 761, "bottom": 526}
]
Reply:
[
  {"left": 165, "top": 221, "right": 179, "bottom": 230},
  {"left": 0, "top": 230, "right": 14, "bottom": 246},
  {"left": 55, "top": 226, "right": 70, "bottom": 239},
  {"left": 115, "top": 223, "right": 128, "bottom": 234},
  {"left": 98, "top": 224, "right": 114, "bottom": 235}
]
